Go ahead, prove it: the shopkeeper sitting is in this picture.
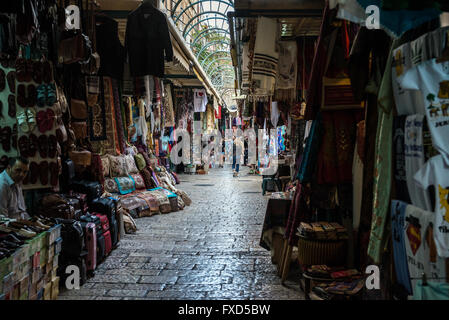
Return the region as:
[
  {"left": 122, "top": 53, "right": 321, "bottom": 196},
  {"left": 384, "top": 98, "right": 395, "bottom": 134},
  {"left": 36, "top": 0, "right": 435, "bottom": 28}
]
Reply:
[{"left": 0, "top": 157, "right": 30, "bottom": 220}]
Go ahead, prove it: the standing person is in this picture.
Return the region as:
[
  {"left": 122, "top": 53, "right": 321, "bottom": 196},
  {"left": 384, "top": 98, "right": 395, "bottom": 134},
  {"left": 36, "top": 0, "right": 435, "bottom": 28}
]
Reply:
[
  {"left": 232, "top": 135, "right": 244, "bottom": 177},
  {"left": 0, "top": 157, "right": 30, "bottom": 219}
]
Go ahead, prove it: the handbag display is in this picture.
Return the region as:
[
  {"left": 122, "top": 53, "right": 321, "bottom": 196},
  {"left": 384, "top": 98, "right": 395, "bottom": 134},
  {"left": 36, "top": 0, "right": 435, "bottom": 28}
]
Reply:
[
  {"left": 69, "top": 149, "right": 92, "bottom": 167},
  {"left": 71, "top": 121, "right": 88, "bottom": 140},
  {"left": 58, "top": 32, "right": 92, "bottom": 65},
  {"left": 70, "top": 98, "right": 88, "bottom": 120}
]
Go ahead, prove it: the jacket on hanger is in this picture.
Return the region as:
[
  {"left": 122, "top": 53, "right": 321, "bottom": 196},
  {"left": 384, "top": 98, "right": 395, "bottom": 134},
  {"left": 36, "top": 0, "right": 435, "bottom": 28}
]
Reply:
[
  {"left": 96, "top": 14, "right": 125, "bottom": 79},
  {"left": 125, "top": 3, "right": 173, "bottom": 78}
]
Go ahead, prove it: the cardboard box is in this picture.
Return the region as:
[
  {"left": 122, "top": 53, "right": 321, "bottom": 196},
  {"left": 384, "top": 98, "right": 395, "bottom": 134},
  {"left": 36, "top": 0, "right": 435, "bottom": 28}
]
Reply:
[
  {"left": 40, "top": 246, "right": 48, "bottom": 267},
  {"left": 19, "top": 275, "right": 29, "bottom": 296},
  {"left": 43, "top": 282, "right": 52, "bottom": 300},
  {"left": 47, "top": 245, "right": 55, "bottom": 263},
  {"left": 51, "top": 267, "right": 58, "bottom": 280},
  {"left": 37, "top": 288, "right": 44, "bottom": 300},
  {"left": 29, "top": 281, "right": 38, "bottom": 297},
  {"left": 31, "top": 267, "right": 41, "bottom": 284},
  {"left": 47, "top": 225, "right": 61, "bottom": 246},
  {"left": 32, "top": 252, "right": 40, "bottom": 270},
  {"left": 51, "top": 276, "right": 60, "bottom": 300},
  {"left": 14, "top": 260, "right": 30, "bottom": 283},
  {"left": 12, "top": 283, "right": 19, "bottom": 300},
  {"left": 2, "top": 272, "right": 13, "bottom": 295},
  {"left": 54, "top": 238, "right": 62, "bottom": 256},
  {"left": 13, "top": 244, "right": 30, "bottom": 268},
  {"left": 52, "top": 255, "right": 59, "bottom": 270}
]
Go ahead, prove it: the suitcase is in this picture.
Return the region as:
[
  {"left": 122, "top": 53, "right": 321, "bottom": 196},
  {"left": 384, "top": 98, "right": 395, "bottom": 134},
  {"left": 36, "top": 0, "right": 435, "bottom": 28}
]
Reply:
[
  {"left": 90, "top": 198, "right": 116, "bottom": 222},
  {"left": 93, "top": 213, "right": 109, "bottom": 233},
  {"left": 55, "top": 219, "right": 85, "bottom": 259},
  {"left": 79, "top": 214, "right": 102, "bottom": 235},
  {"left": 70, "top": 180, "right": 103, "bottom": 204},
  {"left": 96, "top": 233, "right": 105, "bottom": 263},
  {"left": 80, "top": 222, "right": 97, "bottom": 271},
  {"left": 103, "top": 230, "right": 112, "bottom": 256},
  {"left": 58, "top": 251, "right": 88, "bottom": 286},
  {"left": 66, "top": 192, "right": 88, "bottom": 213},
  {"left": 65, "top": 197, "right": 81, "bottom": 211},
  {"left": 109, "top": 217, "right": 118, "bottom": 247}
]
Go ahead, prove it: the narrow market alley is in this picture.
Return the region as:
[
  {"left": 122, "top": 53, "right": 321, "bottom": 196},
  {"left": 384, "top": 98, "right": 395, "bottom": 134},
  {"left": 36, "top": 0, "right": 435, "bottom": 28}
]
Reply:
[{"left": 58, "top": 168, "right": 304, "bottom": 300}]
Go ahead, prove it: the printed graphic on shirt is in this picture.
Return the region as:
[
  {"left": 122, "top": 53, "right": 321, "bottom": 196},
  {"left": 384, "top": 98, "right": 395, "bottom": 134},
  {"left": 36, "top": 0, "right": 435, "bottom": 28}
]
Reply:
[
  {"left": 406, "top": 222, "right": 422, "bottom": 256},
  {"left": 439, "top": 185, "right": 449, "bottom": 223},
  {"left": 395, "top": 49, "right": 405, "bottom": 77}
]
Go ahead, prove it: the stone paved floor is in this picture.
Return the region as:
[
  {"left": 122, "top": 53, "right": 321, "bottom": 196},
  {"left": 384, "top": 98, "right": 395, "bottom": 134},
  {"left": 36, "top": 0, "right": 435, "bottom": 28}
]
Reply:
[{"left": 58, "top": 167, "right": 305, "bottom": 300}]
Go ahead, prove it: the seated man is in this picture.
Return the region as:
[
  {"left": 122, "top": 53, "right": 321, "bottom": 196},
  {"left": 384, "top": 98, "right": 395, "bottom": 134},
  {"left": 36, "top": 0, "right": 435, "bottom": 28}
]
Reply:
[{"left": 0, "top": 157, "right": 30, "bottom": 219}]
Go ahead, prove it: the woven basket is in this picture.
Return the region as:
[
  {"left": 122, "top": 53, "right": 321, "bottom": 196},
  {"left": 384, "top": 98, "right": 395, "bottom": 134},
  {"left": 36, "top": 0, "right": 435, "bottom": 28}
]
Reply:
[{"left": 297, "top": 237, "right": 347, "bottom": 266}]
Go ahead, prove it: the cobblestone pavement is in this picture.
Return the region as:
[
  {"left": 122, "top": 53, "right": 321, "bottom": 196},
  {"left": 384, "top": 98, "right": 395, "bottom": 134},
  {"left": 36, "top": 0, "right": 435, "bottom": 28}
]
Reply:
[{"left": 59, "top": 167, "right": 305, "bottom": 300}]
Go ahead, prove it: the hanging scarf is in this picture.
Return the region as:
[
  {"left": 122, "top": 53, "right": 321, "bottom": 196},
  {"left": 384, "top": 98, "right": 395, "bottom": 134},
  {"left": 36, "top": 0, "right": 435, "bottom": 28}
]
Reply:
[{"left": 253, "top": 17, "right": 279, "bottom": 96}]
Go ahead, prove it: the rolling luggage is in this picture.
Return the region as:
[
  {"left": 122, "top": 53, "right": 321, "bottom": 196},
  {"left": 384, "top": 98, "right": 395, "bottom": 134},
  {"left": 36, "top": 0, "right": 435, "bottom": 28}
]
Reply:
[
  {"left": 96, "top": 232, "right": 105, "bottom": 263},
  {"left": 80, "top": 222, "right": 97, "bottom": 271},
  {"left": 103, "top": 230, "right": 112, "bottom": 256},
  {"left": 109, "top": 216, "right": 118, "bottom": 247},
  {"left": 93, "top": 213, "right": 109, "bottom": 233},
  {"left": 70, "top": 180, "right": 103, "bottom": 204},
  {"left": 90, "top": 198, "right": 116, "bottom": 222}
]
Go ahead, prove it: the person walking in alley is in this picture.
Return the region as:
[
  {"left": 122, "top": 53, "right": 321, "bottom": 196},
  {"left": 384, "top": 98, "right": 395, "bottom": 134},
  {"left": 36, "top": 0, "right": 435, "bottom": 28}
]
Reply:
[{"left": 232, "top": 133, "right": 244, "bottom": 177}]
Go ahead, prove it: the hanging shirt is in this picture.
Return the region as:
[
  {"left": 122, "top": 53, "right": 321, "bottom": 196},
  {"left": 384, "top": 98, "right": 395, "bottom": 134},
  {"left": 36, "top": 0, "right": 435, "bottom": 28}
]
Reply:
[
  {"left": 399, "top": 59, "right": 449, "bottom": 166},
  {"left": 391, "top": 200, "right": 413, "bottom": 295},
  {"left": 193, "top": 89, "right": 208, "bottom": 113},
  {"left": 271, "top": 101, "right": 280, "bottom": 127},
  {"left": 392, "top": 43, "right": 424, "bottom": 115},
  {"left": 404, "top": 114, "right": 432, "bottom": 211},
  {"left": 414, "top": 155, "right": 449, "bottom": 258},
  {"left": 403, "top": 203, "right": 447, "bottom": 296},
  {"left": 393, "top": 116, "right": 411, "bottom": 203}
]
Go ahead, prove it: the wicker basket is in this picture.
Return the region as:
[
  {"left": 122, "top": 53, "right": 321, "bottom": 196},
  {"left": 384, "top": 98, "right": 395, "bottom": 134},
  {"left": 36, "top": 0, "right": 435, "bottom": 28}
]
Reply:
[{"left": 297, "top": 237, "right": 347, "bottom": 266}]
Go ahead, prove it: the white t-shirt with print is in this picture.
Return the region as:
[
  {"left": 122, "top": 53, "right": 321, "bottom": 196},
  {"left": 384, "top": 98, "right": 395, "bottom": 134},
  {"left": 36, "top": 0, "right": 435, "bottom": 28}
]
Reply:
[
  {"left": 404, "top": 203, "right": 447, "bottom": 297},
  {"left": 392, "top": 43, "right": 424, "bottom": 115},
  {"left": 399, "top": 59, "right": 449, "bottom": 166},
  {"left": 404, "top": 114, "right": 432, "bottom": 211},
  {"left": 193, "top": 89, "right": 208, "bottom": 113},
  {"left": 414, "top": 155, "right": 449, "bottom": 258}
]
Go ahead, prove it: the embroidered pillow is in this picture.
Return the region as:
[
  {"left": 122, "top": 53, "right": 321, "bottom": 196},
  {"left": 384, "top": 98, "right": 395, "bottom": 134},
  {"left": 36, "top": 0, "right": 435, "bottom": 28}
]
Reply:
[
  {"left": 101, "top": 156, "right": 110, "bottom": 178},
  {"left": 134, "top": 154, "right": 146, "bottom": 171},
  {"left": 114, "top": 175, "right": 136, "bottom": 195},
  {"left": 108, "top": 155, "right": 127, "bottom": 177},
  {"left": 141, "top": 152, "right": 152, "bottom": 167},
  {"left": 125, "top": 154, "right": 138, "bottom": 174},
  {"left": 130, "top": 173, "right": 145, "bottom": 190},
  {"left": 140, "top": 168, "right": 155, "bottom": 189},
  {"left": 104, "top": 178, "right": 119, "bottom": 193}
]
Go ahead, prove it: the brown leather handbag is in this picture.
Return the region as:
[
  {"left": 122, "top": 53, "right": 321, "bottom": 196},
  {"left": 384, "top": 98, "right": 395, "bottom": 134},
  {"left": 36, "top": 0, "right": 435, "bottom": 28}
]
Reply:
[
  {"left": 58, "top": 33, "right": 87, "bottom": 65},
  {"left": 70, "top": 98, "right": 88, "bottom": 120},
  {"left": 72, "top": 121, "right": 88, "bottom": 140}
]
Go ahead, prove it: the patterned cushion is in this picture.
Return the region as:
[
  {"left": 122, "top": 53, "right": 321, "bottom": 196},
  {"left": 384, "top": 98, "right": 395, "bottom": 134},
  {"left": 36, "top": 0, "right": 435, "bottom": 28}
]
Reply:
[
  {"left": 114, "top": 175, "right": 136, "bottom": 195},
  {"left": 125, "top": 154, "right": 138, "bottom": 174},
  {"left": 109, "top": 155, "right": 127, "bottom": 177},
  {"left": 141, "top": 152, "right": 152, "bottom": 167},
  {"left": 140, "top": 168, "right": 155, "bottom": 189},
  {"left": 104, "top": 178, "right": 118, "bottom": 193},
  {"left": 131, "top": 173, "right": 145, "bottom": 190},
  {"left": 101, "top": 156, "right": 110, "bottom": 178},
  {"left": 134, "top": 154, "right": 146, "bottom": 171}
]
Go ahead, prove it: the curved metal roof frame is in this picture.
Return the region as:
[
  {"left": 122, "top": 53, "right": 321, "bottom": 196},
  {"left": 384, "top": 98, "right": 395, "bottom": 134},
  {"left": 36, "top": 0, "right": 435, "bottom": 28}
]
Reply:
[
  {"left": 205, "top": 57, "right": 232, "bottom": 74},
  {"left": 171, "top": 0, "right": 234, "bottom": 18},
  {"left": 200, "top": 50, "right": 230, "bottom": 68},
  {"left": 173, "top": 0, "right": 233, "bottom": 24},
  {"left": 195, "top": 39, "right": 230, "bottom": 58},
  {"left": 208, "top": 64, "right": 234, "bottom": 78},
  {"left": 191, "top": 28, "right": 230, "bottom": 47},
  {"left": 183, "top": 13, "right": 229, "bottom": 38}
]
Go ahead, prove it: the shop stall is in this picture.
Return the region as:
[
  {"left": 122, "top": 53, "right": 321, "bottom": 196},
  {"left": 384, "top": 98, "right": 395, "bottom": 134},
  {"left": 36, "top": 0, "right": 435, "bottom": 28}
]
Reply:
[{"left": 230, "top": 0, "right": 449, "bottom": 300}]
